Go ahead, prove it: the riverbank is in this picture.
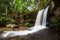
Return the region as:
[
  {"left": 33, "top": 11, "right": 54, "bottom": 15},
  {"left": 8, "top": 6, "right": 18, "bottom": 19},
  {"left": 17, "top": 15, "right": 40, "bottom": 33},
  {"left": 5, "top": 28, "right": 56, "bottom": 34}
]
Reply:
[{"left": 0, "top": 26, "right": 28, "bottom": 31}]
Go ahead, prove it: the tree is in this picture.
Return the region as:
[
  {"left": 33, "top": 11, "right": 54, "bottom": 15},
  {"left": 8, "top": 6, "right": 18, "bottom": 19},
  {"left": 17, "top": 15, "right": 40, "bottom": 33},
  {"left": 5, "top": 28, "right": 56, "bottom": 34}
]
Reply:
[{"left": 0, "top": 0, "right": 13, "bottom": 17}]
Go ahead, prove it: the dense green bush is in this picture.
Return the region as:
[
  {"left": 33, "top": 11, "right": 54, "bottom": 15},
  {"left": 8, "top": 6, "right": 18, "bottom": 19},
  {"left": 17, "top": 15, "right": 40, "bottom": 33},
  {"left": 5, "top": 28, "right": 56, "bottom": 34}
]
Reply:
[
  {"left": 24, "top": 20, "right": 30, "bottom": 27},
  {"left": 0, "top": 17, "right": 15, "bottom": 24},
  {"left": 0, "top": 13, "right": 15, "bottom": 26}
]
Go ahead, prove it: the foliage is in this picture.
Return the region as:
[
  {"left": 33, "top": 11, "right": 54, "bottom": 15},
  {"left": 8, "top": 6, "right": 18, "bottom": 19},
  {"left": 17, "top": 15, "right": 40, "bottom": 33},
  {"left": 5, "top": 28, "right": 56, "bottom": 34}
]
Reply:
[
  {"left": 0, "top": 13, "right": 15, "bottom": 25},
  {"left": 0, "top": 17, "right": 15, "bottom": 24},
  {"left": 12, "top": 0, "right": 51, "bottom": 13},
  {"left": 52, "top": 21, "right": 60, "bottom": 30},
  {"left": 24, "top": 20, "right": 30, "bottom": 26},
  {"left": 0, "top": 0, "right": 51, "bottom": 15},
  {"left": 38, "top": 0, "right": 51, "bottom": 10},
  {"left": 0, "top": 0, "right": 51, "bottom": 27}
]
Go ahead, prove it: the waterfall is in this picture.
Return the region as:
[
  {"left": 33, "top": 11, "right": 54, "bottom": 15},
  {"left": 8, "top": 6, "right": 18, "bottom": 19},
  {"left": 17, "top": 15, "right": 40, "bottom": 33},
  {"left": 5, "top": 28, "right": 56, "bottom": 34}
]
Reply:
[
  {"left": 42, "top": 6, "right": 49, "bottom": 26},
  {"left": 35, "top": 6, "right": 49, "bottom": 26},
  {"left": 35, "top": 9, "right": 44, "bottom": 26},
  {"left": 1, "top": 6, "right": 49, "bottom": 38}
]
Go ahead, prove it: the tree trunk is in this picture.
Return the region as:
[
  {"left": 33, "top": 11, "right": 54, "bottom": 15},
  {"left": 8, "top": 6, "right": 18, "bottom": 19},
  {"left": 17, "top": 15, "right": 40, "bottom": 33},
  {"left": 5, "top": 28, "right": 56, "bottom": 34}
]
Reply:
[{"left": 6, "top": 6, "right": 8, "bottom": 17}]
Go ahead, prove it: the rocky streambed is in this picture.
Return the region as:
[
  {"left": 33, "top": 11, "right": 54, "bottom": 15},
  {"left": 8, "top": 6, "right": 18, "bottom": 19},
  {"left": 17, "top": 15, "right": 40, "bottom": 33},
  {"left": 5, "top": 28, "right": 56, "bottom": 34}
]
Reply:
[{"left": 0, "top": 28, "right": 60, "bottom": 40}]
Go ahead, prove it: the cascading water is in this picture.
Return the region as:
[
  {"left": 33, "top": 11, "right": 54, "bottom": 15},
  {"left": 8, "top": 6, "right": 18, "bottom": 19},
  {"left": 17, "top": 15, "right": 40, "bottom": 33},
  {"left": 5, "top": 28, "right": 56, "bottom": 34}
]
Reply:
[
  {"left": 1, "top": 6, "right": 49, "bottom": 38},
  {"left": 42, "top": 6, "right": 49, "bottom": 26},
  {"left": 35, "top": 9, "right": 44, "bottom": 26}
]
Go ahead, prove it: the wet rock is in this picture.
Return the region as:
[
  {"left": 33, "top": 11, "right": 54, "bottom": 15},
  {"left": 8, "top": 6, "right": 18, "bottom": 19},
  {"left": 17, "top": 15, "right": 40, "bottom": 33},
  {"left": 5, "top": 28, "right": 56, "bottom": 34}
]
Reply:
[
  {"left": 0, "top": 28, "right": 60, "bottom": 40},
  {"left": 54, "top": 7, "right": 60, "bottom": 21}
]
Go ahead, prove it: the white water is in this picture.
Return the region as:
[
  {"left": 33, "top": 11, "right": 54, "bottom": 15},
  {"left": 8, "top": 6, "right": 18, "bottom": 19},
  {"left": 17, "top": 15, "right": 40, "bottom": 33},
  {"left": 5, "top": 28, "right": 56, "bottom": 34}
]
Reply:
[
  {"left": 1, "top": 6, "right": 49, "bottom": 38},
  {"left": 35, "top": 9, "right": 44, "bottom": 26},
  {"left": 42, "top": 6, "right": 49, "bottom": 26}
]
